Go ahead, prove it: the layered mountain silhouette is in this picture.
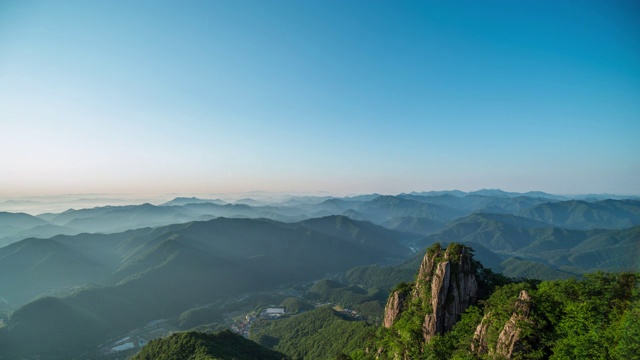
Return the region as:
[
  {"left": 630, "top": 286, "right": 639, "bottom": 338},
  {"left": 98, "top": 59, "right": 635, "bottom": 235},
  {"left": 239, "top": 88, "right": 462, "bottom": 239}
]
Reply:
[
  {"left": 3, "top": 193, "right": 639, "bottom": 248},
  {"left": 519, "top": 199, "right": 640, "bottom": 229},
  {"left": 160, "top": 196, "right": 227, "bottom": 206},
  {"left": 419, "top": 212, "right": 640, "bottom": 274},
  {"left": 1, "top": 190, "right": 638, "bottom": 359}
]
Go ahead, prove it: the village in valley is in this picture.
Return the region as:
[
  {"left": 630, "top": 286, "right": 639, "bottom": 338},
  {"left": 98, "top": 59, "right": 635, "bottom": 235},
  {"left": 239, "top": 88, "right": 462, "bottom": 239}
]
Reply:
[{"left": 90, "top": 279, "right": 362, "bottom": 359}]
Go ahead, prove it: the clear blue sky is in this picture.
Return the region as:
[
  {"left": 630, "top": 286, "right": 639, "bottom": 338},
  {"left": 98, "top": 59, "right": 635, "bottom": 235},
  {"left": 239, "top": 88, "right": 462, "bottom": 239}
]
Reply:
[{"left": 1, "top": 0, "right": 639, "bottom": 196}]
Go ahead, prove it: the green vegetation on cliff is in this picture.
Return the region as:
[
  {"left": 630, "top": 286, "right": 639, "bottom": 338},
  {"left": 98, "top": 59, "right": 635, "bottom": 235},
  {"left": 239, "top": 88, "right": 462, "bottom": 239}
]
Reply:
[{"left": 360, "top": 242, "right": 640, "bottom": 360}]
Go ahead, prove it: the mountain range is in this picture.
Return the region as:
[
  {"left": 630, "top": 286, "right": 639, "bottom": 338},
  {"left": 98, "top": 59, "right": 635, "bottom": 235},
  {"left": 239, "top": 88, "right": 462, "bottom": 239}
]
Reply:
[
  {"left": 0, "top": 189, "right": 638, "bottom": 359},
  {"left": 0, "top": 216, "right": 410, "bottom": 358}
]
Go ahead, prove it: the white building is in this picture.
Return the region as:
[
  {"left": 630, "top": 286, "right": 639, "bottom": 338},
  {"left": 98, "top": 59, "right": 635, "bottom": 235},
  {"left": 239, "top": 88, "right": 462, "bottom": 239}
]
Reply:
[{"left": 265, "top": 307, "right": 285, "bottom": 315}]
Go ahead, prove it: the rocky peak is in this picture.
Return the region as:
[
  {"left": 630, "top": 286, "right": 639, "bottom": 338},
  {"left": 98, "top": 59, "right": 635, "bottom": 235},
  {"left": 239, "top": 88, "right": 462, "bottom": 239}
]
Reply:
[
  {"left": 423, "top": 243, "right": 478, "bottom": 341},
  {"left": 412, "top": 244, "right": 441, "bottom": 300},
  {"left": 382, "top": 243, "right": 479, "bottom": 342},
  {"left": 495, "top": 290, "right": 532, "bottom": 358},
  {"left": 472, "top": 289, "right": 533, "bottom": 359}
]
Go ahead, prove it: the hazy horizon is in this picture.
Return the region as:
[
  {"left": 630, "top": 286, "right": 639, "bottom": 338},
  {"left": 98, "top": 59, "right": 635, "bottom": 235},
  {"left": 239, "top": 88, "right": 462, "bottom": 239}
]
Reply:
[
  {"left": 2, "top": 1, "right": 639, "bottom": 197},
  {"left": 1, "top": 187, "right": 638, "bottom": 216}
]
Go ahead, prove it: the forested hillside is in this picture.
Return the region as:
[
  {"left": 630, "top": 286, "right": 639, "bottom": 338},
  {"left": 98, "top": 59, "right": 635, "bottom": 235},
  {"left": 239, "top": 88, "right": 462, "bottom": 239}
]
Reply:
[
  {"left": 361, "top": 243, "right": 640, "bottom": 360},
  {"left": 250, "top": 307, "right": 373, "bottom": 360},
  {"left": 191, "top": 242, "right": 640, "bottom": 360},
  {"left": 132, "top": 330, "right": 288, "bottom": 360}
]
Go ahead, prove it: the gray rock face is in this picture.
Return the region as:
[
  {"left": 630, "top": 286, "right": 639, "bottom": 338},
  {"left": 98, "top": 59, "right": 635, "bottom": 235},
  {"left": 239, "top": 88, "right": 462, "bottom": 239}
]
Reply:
[
  {"left": 383, "top": 290, "right": 407, "bottom": 328},
  {"left": 472, "top": 290, "right": 533, "bottom": 359},
  {"left": 496, "top": 290, "right": 532, "bottom": 358},
  {"left": 422, "top": 245, "right": 478, "bottom": 341},
  {"left": 470, "top": 312, "right": 493, "bottom": 354},
  {"left": 423, "top": 260, "right": 450, "bottom": 341},
  {"left": 413, "top": 246, "right": 440, "bottom": 300}
]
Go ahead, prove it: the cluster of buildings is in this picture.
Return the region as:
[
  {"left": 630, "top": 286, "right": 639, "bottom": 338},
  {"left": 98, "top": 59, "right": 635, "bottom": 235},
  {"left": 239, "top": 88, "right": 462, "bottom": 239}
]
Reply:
[
  {"left": 230, "top": 314, "right": 256, "bottom": 338},
  {"left": 230, "top": 307, "right": 287, "bottom": 339},
  {"left": 338, "top": 308, "right": 360, "bottom": 319}
]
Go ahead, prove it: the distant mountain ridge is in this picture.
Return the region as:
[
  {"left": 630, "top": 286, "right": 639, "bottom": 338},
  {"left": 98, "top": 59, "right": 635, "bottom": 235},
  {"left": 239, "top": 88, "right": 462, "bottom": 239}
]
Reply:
[
  {"left": 0, "top": 212, "right": 77, "bottom": 247},
  {"left": 419, "top": 213, "right": 640, "bottom": 274},
  {"left": 2, "top": 191, "right": 638, "bottom": 248},
  {"left": 160, "top": 197, "right": 227, "bottom": 206},
  {"left": 407, "top": 189, "right": 567, "bottom": 200},
  {"left": 520, "top": 199, "right": 640, "bottom": 229}
]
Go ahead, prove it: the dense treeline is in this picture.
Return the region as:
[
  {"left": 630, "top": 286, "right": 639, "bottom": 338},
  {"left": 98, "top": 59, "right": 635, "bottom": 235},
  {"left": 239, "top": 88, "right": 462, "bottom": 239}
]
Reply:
[
  {"left": 240, "top": 243, "right": 639, "bottom": 360},
  {"left": 250, "top": 307, "right": 374, "bottom": 360},
  {"left": 132, "top": 330, "right": 288, "bottom": 360},
  {"left": 306, "top": 280, "right": 388, "bottom": 323}
]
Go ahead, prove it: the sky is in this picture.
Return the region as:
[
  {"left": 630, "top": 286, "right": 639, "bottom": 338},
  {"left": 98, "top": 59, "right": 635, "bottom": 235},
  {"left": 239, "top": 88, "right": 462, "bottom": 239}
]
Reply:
[{"left": 1, "top": 0, "right": 639, "bottom": 197}]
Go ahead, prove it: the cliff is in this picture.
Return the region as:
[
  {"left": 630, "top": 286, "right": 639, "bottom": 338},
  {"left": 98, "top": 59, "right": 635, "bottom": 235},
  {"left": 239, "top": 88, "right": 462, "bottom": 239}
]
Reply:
[
  {"left": 382, "top": 243, "right": 479, "bottom": 352},
  {"left": 471, "top": 289, "right": 533, "bottom": 359},
  {"left": 422, "top": 243, "right": 478, "bottom": 341},
  {"left": 383, "top": 287, "right": 408, "bottom": 328}
]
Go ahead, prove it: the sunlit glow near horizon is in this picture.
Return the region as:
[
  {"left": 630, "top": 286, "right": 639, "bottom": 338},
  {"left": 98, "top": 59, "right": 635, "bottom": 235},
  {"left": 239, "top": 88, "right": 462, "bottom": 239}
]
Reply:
[{"left": 1, "top": 1, "right": 639, "bottom": 197}]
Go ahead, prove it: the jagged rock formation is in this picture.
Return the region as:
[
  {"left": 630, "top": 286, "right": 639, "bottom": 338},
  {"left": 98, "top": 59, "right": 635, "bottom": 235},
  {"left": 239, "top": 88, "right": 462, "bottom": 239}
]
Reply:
[
  {"left": 496, "top": 290, "right": 532, "bottom": 358},
  {"left": 383, "top": 243, "right": 479, "bottom": 342},
  {"left": 470, "top": 311, "right": 493, "bottom": 355},
  {"left": 422, "top": 244, "right": 478, "bottom": 341},
  {"left": 472, "top": 289, "right": 533, "bottom": 359},
  {"left": 383, "top": 288, "right": 408, "bottom": 328},
  {"left": 413, "top": 246, "right": 439, "bottom": 300}
]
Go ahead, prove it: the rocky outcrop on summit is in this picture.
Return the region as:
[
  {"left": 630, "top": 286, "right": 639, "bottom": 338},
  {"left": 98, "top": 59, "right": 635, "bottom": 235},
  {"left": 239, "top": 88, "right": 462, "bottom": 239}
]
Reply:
[
  {"left": 373, "top": 252, "right": 636, "bottom": 360},
  {"left": 383, "top": 243, "right": 479, "bottom": 342},
  {"left": 421, "top": 244, "right": 478, "bottom": 341},
  {"left": 412, "top": 247, "right": 438, "bottom": 300},
  {"left": 472, "top": 290, "right": 533, "bottom": 359},
  {"left": 470, "top": 312, "right": 493, "bottom": 355},
  {"left": 383, "top": 289, "right": 408, "bottom": 328},
  {"left": 496, "top": 290, "right": 532, "bottom": 358}
]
